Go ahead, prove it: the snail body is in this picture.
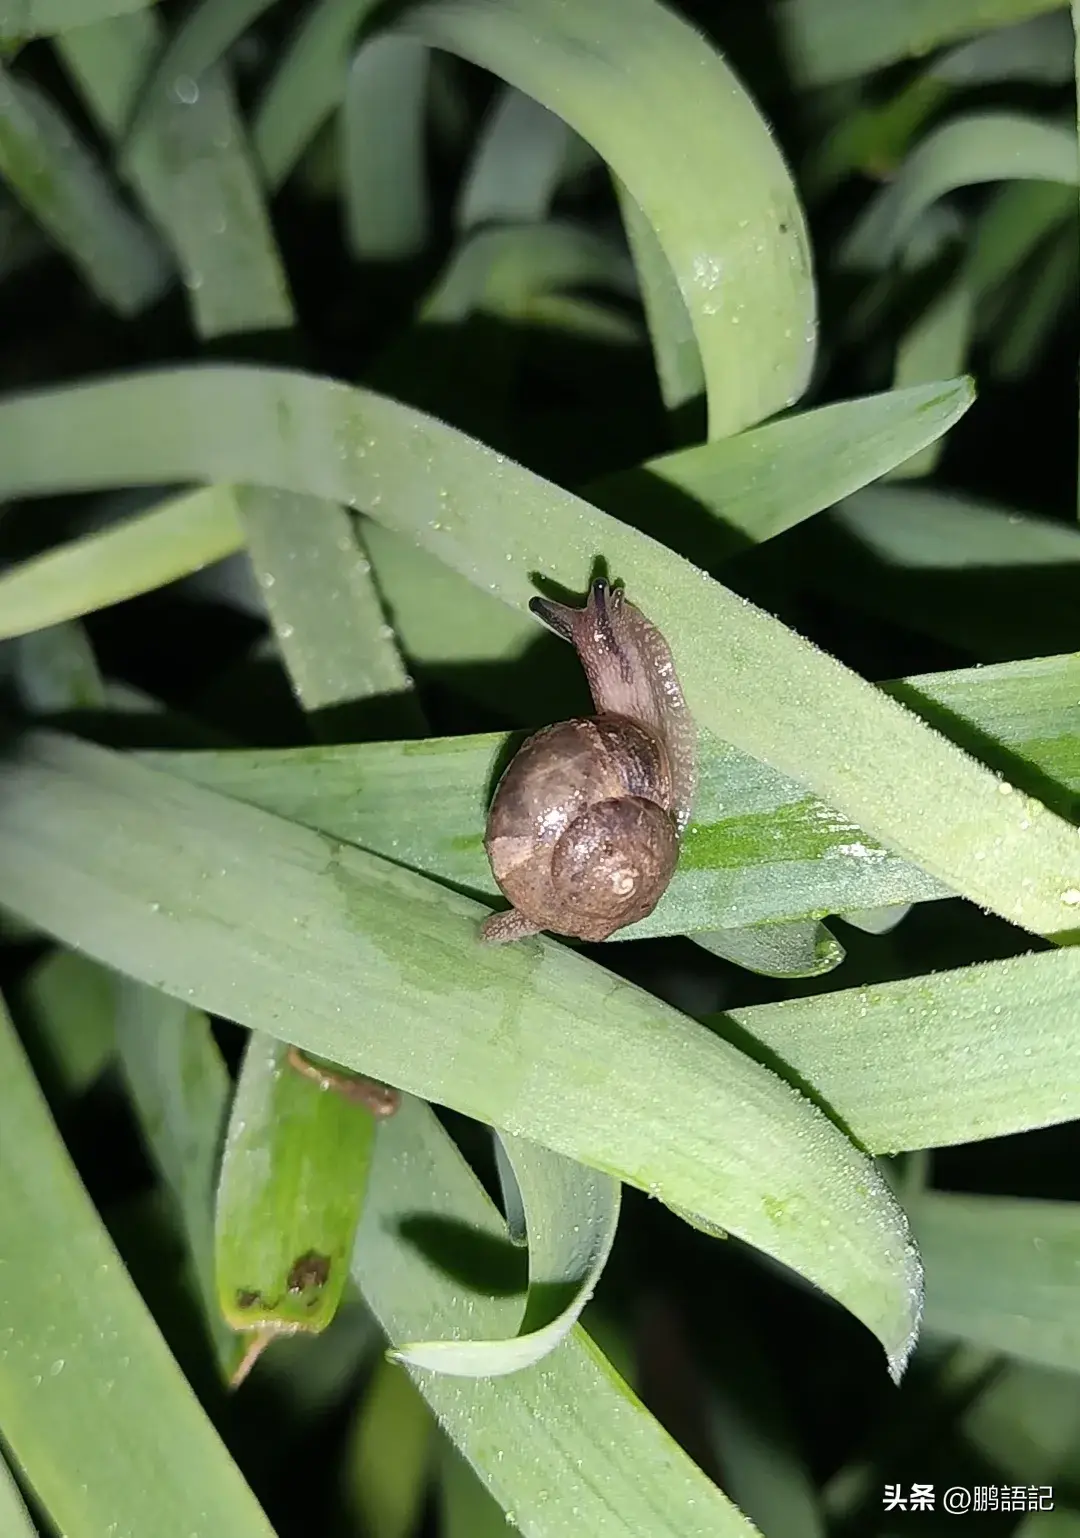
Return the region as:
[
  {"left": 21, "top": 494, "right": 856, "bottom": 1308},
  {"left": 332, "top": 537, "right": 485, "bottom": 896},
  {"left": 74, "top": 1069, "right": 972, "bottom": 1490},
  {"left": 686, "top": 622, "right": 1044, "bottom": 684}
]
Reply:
[{"left": 481, "top": 580, "right": 695, "bottom": 944}]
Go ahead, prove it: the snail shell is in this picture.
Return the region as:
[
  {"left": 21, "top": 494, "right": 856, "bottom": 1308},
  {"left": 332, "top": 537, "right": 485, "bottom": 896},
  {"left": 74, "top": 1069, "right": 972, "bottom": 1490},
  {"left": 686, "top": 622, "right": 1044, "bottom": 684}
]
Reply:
[{"left": 481, "top": 580, "right": 696, "bottom": 944}]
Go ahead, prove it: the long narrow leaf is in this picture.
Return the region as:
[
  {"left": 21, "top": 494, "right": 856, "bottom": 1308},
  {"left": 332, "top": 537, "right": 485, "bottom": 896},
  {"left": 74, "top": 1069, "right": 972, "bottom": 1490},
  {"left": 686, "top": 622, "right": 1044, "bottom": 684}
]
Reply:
[
  {"left": 4, "top": 366, "right": 1076, "bottom": 940},
  {"left": 394, "top": 1135, "right": 620, "bottom": 1376},
  {"left": 0, "top": 486, "right": 246, "bottom": 640},
  {"left": 0, "top": 730, "right": 924, "bottom": 1377},
  {"left": 913, "top": 1192, "right": 1080, "bottom": 1372},
  {"left": 0, "top": 61, "right": 167, "bottom": 314},
  {"left": 355, "top": 1096, "right": 760, "bottom": 1536},
  {"left": 0, "top": 994, "right": 277, "bottom": 1537},
  {"left": 728, "top": 946, "right": 1080, "bottom": 1154}
]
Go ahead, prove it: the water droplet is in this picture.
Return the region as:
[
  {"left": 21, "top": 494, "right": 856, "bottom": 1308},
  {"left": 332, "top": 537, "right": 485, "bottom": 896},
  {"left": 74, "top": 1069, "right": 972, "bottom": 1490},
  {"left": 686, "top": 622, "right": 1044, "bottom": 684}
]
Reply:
[
  {"left": 49, "top": 1359, "right": 64, "bottom": 1376},
  {"left": 172, "top": 75, "right": 199, "bottom": 104},
  {"left": 1061, "top": 888, "right": 1080, "bottom": 907}
]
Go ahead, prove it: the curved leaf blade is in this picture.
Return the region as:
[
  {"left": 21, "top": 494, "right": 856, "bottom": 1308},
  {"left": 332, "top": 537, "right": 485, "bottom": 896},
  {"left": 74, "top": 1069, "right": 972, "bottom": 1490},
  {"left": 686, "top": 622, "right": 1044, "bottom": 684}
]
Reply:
[
  {"left": 394, "top": 1135, "right": 620, "bottom": 1376},
  {"left": 396, "top": 0, "right": 815, "bottom": 436},
  {"left": 844, "top": 112, "right": 1078, "bottom": 269},
  {"left": 729, "top": 946, "right": 1080, "bottom": 1154},
  {"left": 913, "top": 1192, "right": 1080, "bottom": 1372},
  {"left": 0, "top": 730, "right": 924, "bottom": 1378},
  {"left": 0, "top": 486, "right": 245, "bottom": 641},
  {"left": 0, "top": 994, "right": 277, "bottom": 1538},
  {"left": 0, "top": 364, "right": 1075, "bottom": 939},
  {"left": 356, "top": 1097, "right": 762, "bottom": 1536}
]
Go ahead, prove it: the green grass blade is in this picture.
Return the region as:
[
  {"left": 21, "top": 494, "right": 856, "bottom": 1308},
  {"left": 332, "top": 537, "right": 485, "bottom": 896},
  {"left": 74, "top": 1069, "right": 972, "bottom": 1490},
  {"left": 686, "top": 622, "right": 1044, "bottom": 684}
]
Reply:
[
  {"left": 844, "top": 112, "right": 1078, "bottom": 268},
  {"left": 8, "top": 616, "right": 107, "bottom": 741},
  {"left": 964, "top": 179, "right": 1075, "bottom": 301},
  {"left": 56, "top": 17, "right": 293, "bottom": 338},
  {"left": 342, "top": 37, "right": 430, "bottom": 260},
  {"left": 590, "top": 377, "right": 973, "bottom": 556},
  {"left": 394, "top": 1135, "right": 620, "bottom": 1376},
  {"left": 345, "top": 1358, "right": 433, "bottom": 1538},
  {"left": 254, "top": 0, "right": 382, "bottom": 191},
  {"left": 818, "top": 484, "right": 1080, "bottom": 659},
  {"left": 913, "top": 1192, "right": 1080, "bottom": 1372},
  {"left": 0, "top": 61, "right": 167, "bottom": 314},
  {"left": 727, "top": 946, "right": 1080, "bottom": 1154},
  {"left": 354, "top": 1096, "right": 760, "bottom": 1536},
  {"left": 0, "top": 730, "right": 924, "bottom": 1377},
  {"left": 114, "top": 980, "right": 241, "bottom": 1374},
  {"left": 887, "top": 282, "right": 974, "bottom": 478},
  {"left": 778, "top": 0, "right": 1066, "bottom": 88},
  {"left": 123, "top": 0, "right": 273, "bottom": 147},
  {"left": 10, "top": 366, "right": 1080, "bottom": 940},
  {"left": 214, "top": 1033, "right": 377, "bottom": 1336},
  {"left": 0, "top": 993, "right": 278, "bottom": 1537},
  {"left": 616, "top": 181, "right": 704, "bottom": 418},
  {"left": 397, "top": 0, "right": 814, "bottom": 437},
  {"left": 422, "top": 221, "right": 635, "bottom": 324},
  {"left": 0, "top": 0, "right": 157, "bottom": 42},
  {"left": 456, "top": 85, "right": 572, "bottom": 230},
  {"left": 16, "top": 948, "right": 116, "bottom": 1103},
  {"left": 963, "top": 1360, "right": 1080, "bottom": 1484},
  {"left": 0, "top": 1448, "right": 35, "bottom": 1538},
  {"left": 137, "top": 652, "right": 1080, "bottom": 936},
  {"left": 235, "top": 487, "right": 422, "bottom": 736},
  {"left": 991, "top": 227, "right": 1078, "bottom": 380},
  {"left": 0, "top": 486, "right": 246, "bottom": 640},
  {"left": 695, "top": 920, "right": 845, "bottom": 979},
  {"left": 439, "top": 1439, "right": 509, "bottom": 1538},
  {"left": 144, "top": 726, "right": 946, "bottom": 937}
]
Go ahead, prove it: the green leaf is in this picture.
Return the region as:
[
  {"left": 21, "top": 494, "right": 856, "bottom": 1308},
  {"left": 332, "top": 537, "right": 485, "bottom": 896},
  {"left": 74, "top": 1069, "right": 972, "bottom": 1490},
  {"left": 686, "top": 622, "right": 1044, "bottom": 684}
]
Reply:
[
  {"left": 57, "top": 16, "right": 293, "bottom": 339},
  {"left": 778, "top": 0, "right": 1067, "bottom": 88},
  {"left": 395, "top": 0, "right": 815, "bottom": 437},
  {"left": 456, "top": 85, "right": 573, "bottom": 230},
  {"left": 422, "top": 221, "right": 636, "bottom": 324},
  {"left": 10, "top": 620, "right": 105, "bottom": 714},
  {"left": 589, "top": 377, "right": 974, "bottom": 556},
  {"left": 8, "top": 367, "right": 1078, "bottom": 942},
  {"left": 991, "top": 226, "right": 1078, "bottom": 381},
  {"left": 727, "top": 946, "right": 1080, "bottom": 1154},
  {"left": 342, "top": 37, "right": 430, "bottom": 260},
  {"left": 695, "top": 919, "right": 845, "bottom": 979},
  {"left": 0, "top": 993, "right": 277, "bottom": 1538},
  {"left": 345, "top": 1358, "right": 434, "bottom": 1538},
  {"left": 0, "top": 730, "right": 924, "bottom": 1378},
  {"left": 0, "top": 0, "right": 157, "bottom": 42},
  {"left": 964, "top": 1360, "right": 1080, "bottom": 1483},
  {"left": 844, "top": 112, "right": 1078, "bottom": 269},
  {"left": 394, "top": 1135, "right": 620, "bottom": 1375},
  {"left": 438, "top": 1438, "right": 509, "bottom": 1538},
  {"left": 214, "top": 1032, "right": 378, "bottom": 1336},
  {"left": 145, "top": 725, "right": 946, "bottom": 938},
  {"left": 0, "top": 486, "right": 246, "bottom": 641},
  {"left": 913, "top": 1192, "right": 1080, "bottom": 1372},
  {"left": 16, "top": 947, "right": 116, "bottom": 1101},
  {"left": 235, "top": 486, "right": 423, "bottom": 737},
  {"left": 113, "top": 979, "right": 241, "bottom": 1375},
  {"left": 617, "top": 180, "right": 704, "bottom": 418},
  {"left": 354, "top": 1096, "right": 761, "bottom": 1535},
  {"left": 887, "top": 281, "right": 974, "bottom": 478},
  {"left": 254, "top": 0, "right": 384, "bottom": 191},
  {"left": 0, "top": 1449, "right": 35, "bottom": 1538},
  {"left": 0, "top": 61, "right": 167, "bottom": 314},
  {"left": 818, "top": 485, "right": 1080, "bottom": 661}
]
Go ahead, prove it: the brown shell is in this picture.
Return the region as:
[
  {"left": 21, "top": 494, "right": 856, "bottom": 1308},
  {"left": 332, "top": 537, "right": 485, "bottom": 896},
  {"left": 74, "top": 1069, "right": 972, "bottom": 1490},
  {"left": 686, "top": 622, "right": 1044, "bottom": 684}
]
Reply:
[{"left": 484, "top": 715, "right": 678, "bottom": 941}]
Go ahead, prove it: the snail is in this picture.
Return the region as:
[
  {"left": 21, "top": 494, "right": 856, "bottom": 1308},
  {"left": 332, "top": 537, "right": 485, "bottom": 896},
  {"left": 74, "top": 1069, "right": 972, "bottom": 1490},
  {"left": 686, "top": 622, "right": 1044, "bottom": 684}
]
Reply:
[{"left": 481, "top": 579, "right": 696, "bottom": 944}]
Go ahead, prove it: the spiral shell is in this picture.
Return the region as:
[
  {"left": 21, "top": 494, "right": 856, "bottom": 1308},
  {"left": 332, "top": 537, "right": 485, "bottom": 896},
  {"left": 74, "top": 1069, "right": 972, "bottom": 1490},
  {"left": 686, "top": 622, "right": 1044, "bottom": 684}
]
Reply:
[{"left": 481, "top": 582, "right": 695, "bottom": 944}]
